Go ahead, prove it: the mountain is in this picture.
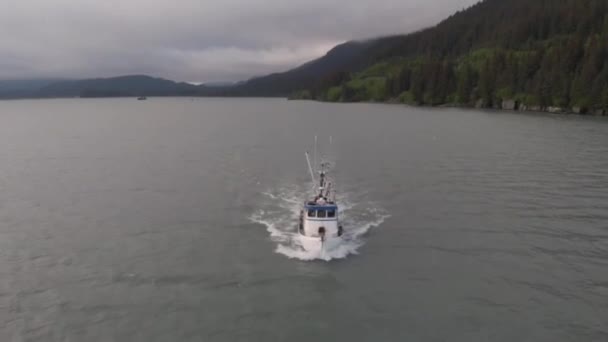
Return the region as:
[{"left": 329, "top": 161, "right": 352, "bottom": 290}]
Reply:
[
  {"left": 37, "top": 75, "right": 200, "bottom": 98},
  {"left": 288, "top": 0, "right": 608, "bottom": 114},
  {"left": 200, "top": 81, "right": 241, "bottom": 87},
  {"left": 0, "top": 79, "right": 67, "bottom": 98},
  {"left": 0, "top": 41, "right": 383, "bottom": 99},
  {"left": 223, "top": 40, "right": 379, "bottom": 96},
  {"left": 0, "top": 75, "right": 206, "bottom": 99}
]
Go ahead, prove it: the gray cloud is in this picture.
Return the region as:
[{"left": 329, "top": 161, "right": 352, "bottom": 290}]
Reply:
[{"left": 0, "top": 0, "right": 478, "bottom": 82}]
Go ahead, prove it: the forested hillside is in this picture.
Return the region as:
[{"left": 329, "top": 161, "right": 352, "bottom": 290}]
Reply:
[
  {"left": 293, "top": 0, "right": 608, "bottom": 114},
  {"left": 219, "top": 40, "right": 377, "bottom": 97}
]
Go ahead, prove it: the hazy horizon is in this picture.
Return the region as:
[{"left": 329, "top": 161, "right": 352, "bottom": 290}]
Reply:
[{"left": 0, "top": 0, "right": 478, "bottom": 83}]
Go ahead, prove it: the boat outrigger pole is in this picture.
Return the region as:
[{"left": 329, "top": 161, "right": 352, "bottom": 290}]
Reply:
[
  {"left": 305, "top": 152, "right": 317, "bottom": 194},
  {"left": 313, "top": 136, "right": 318, "bottom": 171}
]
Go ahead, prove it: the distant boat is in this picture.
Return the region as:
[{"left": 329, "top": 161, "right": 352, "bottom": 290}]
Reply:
[{"left": 137, "top": 96, "right": 147, "bottom": 100}]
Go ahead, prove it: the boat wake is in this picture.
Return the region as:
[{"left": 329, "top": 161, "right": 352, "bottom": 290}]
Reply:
[{"left": 250, "top": 184, "right": 389, "bottom": 261}]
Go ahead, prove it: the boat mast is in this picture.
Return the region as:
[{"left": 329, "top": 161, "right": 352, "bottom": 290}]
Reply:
[
  {"left": 318, "top": 161, "right": 331, "bottom": 198},
  {"left": 319, "top": 164, "right": 325, "bottom": 198},
  {"left": 307, "top": 137, "right": 334, "bottom": 200}
]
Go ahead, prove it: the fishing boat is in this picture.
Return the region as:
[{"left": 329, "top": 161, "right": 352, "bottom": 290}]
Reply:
[
  {"left": 137, "top": 96, "right": 147, "bottom": 100},
  {"left": 298, "top": 143, "right": 343, "bottom": 252}
]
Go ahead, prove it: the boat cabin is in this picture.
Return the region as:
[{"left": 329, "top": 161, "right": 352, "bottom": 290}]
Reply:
[
  {"left": 300, "top": 202, "right": 341, "bottom": 239},
  {"left": 305, "top": 204, "right": 338, "bottom": 219}
]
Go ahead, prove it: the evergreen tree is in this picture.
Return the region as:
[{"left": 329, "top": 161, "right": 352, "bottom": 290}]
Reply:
[
  {"left": 457, "top": 63, "right": 474, "bottom": 104},
  {"left": 478, "top": 59, "right": 495, "bottom": 107},
  {"left": 410, "top": 66, "right": 425, "bottom": 104}
]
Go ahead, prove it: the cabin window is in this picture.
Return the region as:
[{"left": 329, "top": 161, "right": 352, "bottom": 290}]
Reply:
[
  {"left": 327, "top": 210, "right": 336, "bottom": 218},
  {"left": 308, "top": 209, "right": 316, "bottom": 217},
  {"left": 317, "top": 210, "right": 326, "bottom": 218}
]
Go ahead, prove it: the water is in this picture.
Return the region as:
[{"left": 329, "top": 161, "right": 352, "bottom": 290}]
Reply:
[{"left": 1, "top": 98, "right": 607, "bottom": 341}]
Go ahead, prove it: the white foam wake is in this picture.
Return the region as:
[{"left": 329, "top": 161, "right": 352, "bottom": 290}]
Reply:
[{"left": 250, "top": 184, "right": 389, "bottom": 261}]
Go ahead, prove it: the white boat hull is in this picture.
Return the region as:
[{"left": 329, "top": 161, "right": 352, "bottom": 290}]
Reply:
[{"left": 297, "top": 234, "right": 343, "bottom": 254}]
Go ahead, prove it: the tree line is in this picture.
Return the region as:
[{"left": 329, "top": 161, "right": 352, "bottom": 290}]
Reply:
[{"left": 295, "top": 0, "right": 608, "bottom": 114}]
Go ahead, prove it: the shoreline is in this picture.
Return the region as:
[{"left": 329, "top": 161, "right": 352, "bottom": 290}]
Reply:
[
  {"left": 289, "top": 98, "right": 608, "bottom": 117},
  {"left": 2, "top": 95, "right": 607, "bottom": 118}
]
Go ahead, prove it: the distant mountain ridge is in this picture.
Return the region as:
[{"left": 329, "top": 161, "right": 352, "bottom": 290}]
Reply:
[
  {"left": 37, "top": 75, "right": 200, "bottom": 98},
  {"left": 1, "top": 75, "right": 256, "bottom": 98},
  {"left": 0, "top": 79, "right": 67, "bottom": 98},
  {"left": 0, "top": 39, "right": 386, "bottom": 99},
  {"left": 0, "top": 75, "right": 200, "bottom": 98}
]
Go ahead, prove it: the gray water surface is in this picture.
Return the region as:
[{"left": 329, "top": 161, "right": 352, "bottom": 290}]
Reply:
[{"left": 1, "top": 98, "right": 607, "bottom": 341}]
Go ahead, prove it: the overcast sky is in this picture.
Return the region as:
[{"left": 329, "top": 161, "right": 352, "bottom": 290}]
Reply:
[{"left": 0, "top": 0, "right": 478, "bottom": 83}]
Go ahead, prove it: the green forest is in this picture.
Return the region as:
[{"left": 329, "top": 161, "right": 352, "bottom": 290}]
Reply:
[{"left": 291, "top": 0, "right": 608, "bottom": 115}]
